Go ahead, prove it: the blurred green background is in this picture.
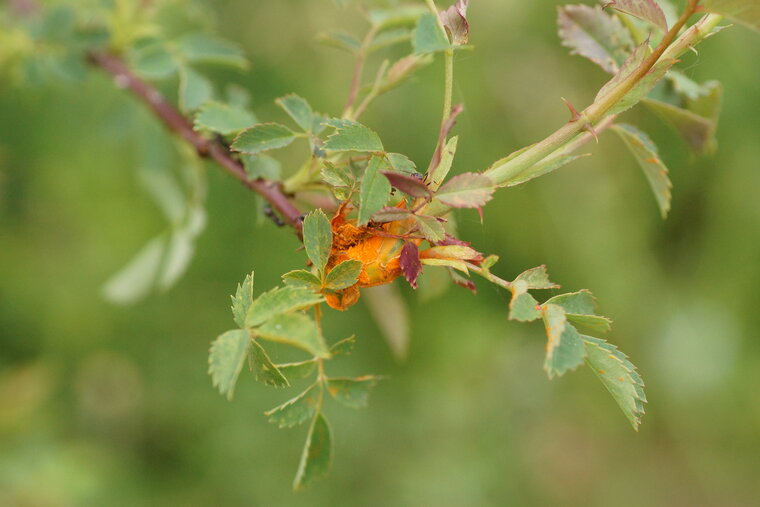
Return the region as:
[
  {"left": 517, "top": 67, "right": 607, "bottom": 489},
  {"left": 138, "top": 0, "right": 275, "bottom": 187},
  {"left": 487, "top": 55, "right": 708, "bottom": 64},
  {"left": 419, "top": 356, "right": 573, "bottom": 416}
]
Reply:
[{"left": 2, "top": 0, "right": 760, "bottom": 505}]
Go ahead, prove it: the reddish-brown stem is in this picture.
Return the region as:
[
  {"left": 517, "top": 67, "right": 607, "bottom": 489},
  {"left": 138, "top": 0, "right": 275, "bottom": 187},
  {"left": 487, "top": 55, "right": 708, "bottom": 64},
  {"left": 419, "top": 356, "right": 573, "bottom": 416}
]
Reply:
[{"left": 87, "top": 50, "right": 304, "bottom": 236}]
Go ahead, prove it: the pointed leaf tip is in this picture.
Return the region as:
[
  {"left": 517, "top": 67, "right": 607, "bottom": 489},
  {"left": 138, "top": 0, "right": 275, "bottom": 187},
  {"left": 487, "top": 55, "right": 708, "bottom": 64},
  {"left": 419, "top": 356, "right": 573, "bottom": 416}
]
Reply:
[{"left": 400, "top": 242, "right": 422, "bottom": 288}]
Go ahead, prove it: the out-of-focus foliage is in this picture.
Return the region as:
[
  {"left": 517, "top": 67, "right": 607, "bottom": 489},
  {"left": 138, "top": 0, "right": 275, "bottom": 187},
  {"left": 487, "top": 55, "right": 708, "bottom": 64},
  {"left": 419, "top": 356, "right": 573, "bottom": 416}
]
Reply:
[{"left": 1, "top": 0, "right": 760, "bottom": 505}]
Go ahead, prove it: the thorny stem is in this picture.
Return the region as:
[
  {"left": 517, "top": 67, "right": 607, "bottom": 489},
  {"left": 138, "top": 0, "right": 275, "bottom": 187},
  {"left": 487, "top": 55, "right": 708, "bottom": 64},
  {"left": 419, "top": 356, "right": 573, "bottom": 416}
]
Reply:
[
  {"left": 87, "top": 51, "right": 305, "bottom": 237},
  {"left": 485, "top": 1, "right": 712, "bottom": 185}
]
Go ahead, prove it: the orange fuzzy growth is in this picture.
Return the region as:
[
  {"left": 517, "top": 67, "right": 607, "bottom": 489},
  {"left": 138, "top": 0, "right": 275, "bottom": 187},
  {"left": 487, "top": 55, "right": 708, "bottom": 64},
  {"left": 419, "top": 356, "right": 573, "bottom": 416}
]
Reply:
[{"left": 324, "top": 204, "right": 419, "bottom": 310}]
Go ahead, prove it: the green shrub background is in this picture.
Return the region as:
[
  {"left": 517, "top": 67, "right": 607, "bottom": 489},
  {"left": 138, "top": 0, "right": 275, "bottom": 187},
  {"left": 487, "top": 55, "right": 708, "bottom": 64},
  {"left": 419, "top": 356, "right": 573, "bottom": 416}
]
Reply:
[{"left": 1, "top": 1, "right": 759, "bottom": 505}]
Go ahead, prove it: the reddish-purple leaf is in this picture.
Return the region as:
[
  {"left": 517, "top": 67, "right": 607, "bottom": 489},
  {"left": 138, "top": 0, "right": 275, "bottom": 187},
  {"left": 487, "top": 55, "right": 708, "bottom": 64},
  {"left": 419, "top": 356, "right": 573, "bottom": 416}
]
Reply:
[
  {"left": 371, "top": 207, "right": 414, "bottom": 223},
  {"left": 435, "top": 172, "right": 495, "bottom": 209},
  {"left": 436, "top": 234, "right": 471, "bottom": 247},
  {"left": 382, "top": 171, "right": 433, "bottom": 199},
  {"left": 400, "top": 242, "right": 422, "bottom": 289},
  {"left": 440, "top": 0, "right": 470, "bottom": 45}
]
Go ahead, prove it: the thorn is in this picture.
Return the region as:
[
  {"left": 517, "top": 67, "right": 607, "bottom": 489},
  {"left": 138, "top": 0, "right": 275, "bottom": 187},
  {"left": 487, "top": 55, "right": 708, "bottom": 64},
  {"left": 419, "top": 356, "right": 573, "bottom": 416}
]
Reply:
[
  {"left": 602, "top": 1, "right": 615, "bottom": 9},
  {"left": 562, "top": 97, "right": 581, "bottom": 122},
  {"left": 477, "top": 207, "right": 484, "bottom": 223},
  {"left": 688, "top": 45, "right": 699, "bottom": 56},
  {"left": 585, "top": 123, "right": 599, "bottom": 143}
]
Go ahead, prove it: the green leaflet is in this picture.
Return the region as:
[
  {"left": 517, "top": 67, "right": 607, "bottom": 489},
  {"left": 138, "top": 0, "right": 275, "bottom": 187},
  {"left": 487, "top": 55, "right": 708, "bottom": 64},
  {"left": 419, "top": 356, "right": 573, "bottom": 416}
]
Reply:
[
  {"left": 509, "top": 291, "right": 541, "bottom": 322},
  {"left": 178, "top": 65, "right": 213, "bottom": 112},
  {"left": 557, "top": 4, "right": 633, "bottom": 74},
  {"left": 245, "top": 286, "right": 324, "bottom": 328},
  {"left": 602, "top": 0, "right": 668, "bottom": 32},
  {"left": 644, "top": 80, "right": 722, "bottom": 156},
  {"left": 249, "top": 339, "right": 289, "bottom": 388},
  {"left": 324, "top": 260, "right": 363, "bottom": 290},
  {"left": 194, "top": 101, "right": 256, "bottom": 136},
  {"left": 513, "top": 265, "right": 559, "bottom": 290},
  {"left": 231, "top": 272, "right": 255, "bottom": 328},
  {"left": 293, "top": 412, "right": 332, "bottom": 490},
  {"left": 173, "top": 32, "right": 248, "bottom": 68},
  {"left": 387, "top": 152, "right": 418, "bottom": 175},
  {"left": 303, "top": 209, "right": 333, "bottom": 275},
  {"left": 415, "top": 215, "right": 446, "bottom": 243},
  {"left": 567, "top": 313, "right": 613, "bottom": 335},
  {"left": 282, "top": 270, "right": 322, "bottom": 289},
  {"left": 544, "top": 290, "right": 597, "bottom": 315},
  {"left": 326, "top": 376, "right": 381, "bottom": 409},
  {"left": 232, "top": 123, "right": 298, "bottom": 155},
  {"left": 275, "top": 360, "right": 317, "bottom": 380},
  {"left": 323, "top": 120, "right": 384, "bottom": 153},
  {"left": 542, "top": 304, "right": 587, "bottom": 378},
  {"left": 612, "top": 123, "right": 672, "bottom": 218},
  {"left": 276, "top": 94, "right": 315, "bottom": 132},
  {"left": 257, "top": 313, "right": 331, "bottom": 358},
  {"left": 130, "top": 43, "right": 179, "bottom": 80},
  {"left": 545, "top": 290, "right": 612, "bottom": 335},
  {"left": 435, "top": 172, "right": 495, "bottom": 209},
  {"left": 582, "top": 335, "right": 647, "bottom": 430},
  {"left": 358, "top": 156, "right": 392, "bottom": 226},
  {"left": 321, "top": 162, "right": 355, "bottom": 187},
  {"left": 427, "top": 136, "right": 458, "bottom": 191},
  {"left": 265, "top": 383, "right": 321, "bottom": 428},
  {"left": 208, "top": 329, "right": 251, "bottom": 400},
  {"left": 413, "top": 12, "right": 451, "bottom": 54}
]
